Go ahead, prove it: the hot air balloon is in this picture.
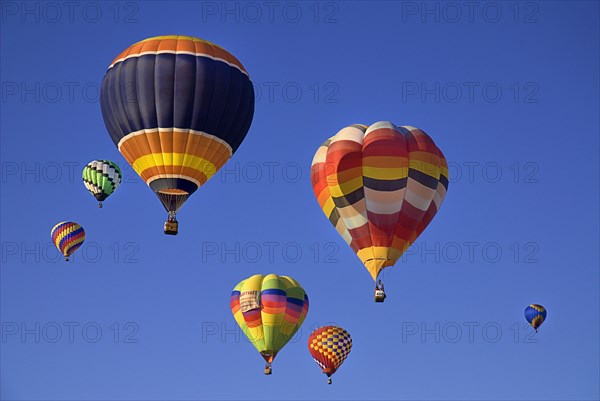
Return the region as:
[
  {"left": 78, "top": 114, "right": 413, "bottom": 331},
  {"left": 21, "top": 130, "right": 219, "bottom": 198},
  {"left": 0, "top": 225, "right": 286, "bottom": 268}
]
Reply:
[
  {"left": 82, "top": 160, "right": 122, "bottom": 208},
  {"left": 230, "top": 274, "right": 309, "bottom": 375},
  {"left": 50, "top": 222, "right": 85, "bottom": 261},
  {"left": 311, "top": 121, "right": 448, "bottom": 302},
  {"left": 308, "top": 326, "right": 352, "bottom": 384},
  {"left": 100, "top": 35, "right": 255, "bottom": 235},
  {"left": 524, "top": 304, "right": 547, "bottom": 332}
]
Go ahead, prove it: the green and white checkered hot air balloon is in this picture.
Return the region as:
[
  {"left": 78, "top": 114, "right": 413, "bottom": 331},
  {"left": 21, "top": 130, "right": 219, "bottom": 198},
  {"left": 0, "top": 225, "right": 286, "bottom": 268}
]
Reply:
[{"left": 82, "top": 160, "right": 122, "bottom": 208}]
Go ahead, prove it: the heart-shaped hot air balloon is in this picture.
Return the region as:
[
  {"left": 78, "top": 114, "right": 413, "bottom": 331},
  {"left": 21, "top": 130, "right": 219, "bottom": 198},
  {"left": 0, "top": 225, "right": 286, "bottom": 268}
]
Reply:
[
  {"left": 308, "top": 326, "right": 352, "bottom": 384},
  {"left": 230, "top": 274, "right": 309, "bottom": 375},
  {"left": 311, "top": 121, "right": 448, "bottom": 302},
  {"left": 100, "top": 35, "right": 255, "bottom": 235}
]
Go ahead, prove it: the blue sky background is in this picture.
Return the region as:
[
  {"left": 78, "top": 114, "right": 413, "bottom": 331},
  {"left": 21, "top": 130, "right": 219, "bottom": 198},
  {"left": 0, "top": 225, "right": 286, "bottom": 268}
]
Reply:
[{"left": 1, "top": 1, "right": 599, "bottom": 400}]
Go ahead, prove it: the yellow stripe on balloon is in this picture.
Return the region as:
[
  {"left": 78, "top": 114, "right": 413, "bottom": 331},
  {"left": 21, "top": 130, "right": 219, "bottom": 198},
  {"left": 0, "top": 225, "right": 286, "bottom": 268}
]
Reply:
[
  {"left": 328, "top": 176, "right": 364, "bottom": 198},
  {"left": 409, "top": 159, "right": 441, "bottom": 178},
  {"left": 356, "top": 247, "right": 395, "bottom": 280},
  {"left": 63, "top": 238, "right": 85, "bottom": 256},
  {"left": 362, "top": 166, "right": 408, "bottom": 180},
  {"left": 357, "top": 247, "right": 392, "bottom": 263},
  {"left": 132, "top": 154, "right": 217, "bottom": 178},
  {"left": 440, "top": 165, "right": 448, "bottom": 177},
  {"left": 371, "top": 247, "right": 391, "bottom": 260},
  {"left": 356, "top": 248, "right": 374, "bottom": 262},
  {"left": 322, "top": 197, "right": 336, "bottom": 218}
]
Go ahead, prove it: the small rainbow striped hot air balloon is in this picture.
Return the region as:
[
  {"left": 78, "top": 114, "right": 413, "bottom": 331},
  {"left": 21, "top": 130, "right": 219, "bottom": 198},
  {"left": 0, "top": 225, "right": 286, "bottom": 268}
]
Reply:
[
  {"left": 230, "top": 274, "right": 309, "bottom": 375},
  {"left": 525, "top": 304, "right": 547, "bottom": 332},
  {"left": 50, "top": 222, "right": 85, "bottom": 261},
  {"left": 82, "top": 160, "right": 122, "bottom": 208},
  {"left": 308, "top": 326, "right": 352, "bottom": 384},
  {"left": 311, "top": 121, "right": 448, "bottom": 301}
]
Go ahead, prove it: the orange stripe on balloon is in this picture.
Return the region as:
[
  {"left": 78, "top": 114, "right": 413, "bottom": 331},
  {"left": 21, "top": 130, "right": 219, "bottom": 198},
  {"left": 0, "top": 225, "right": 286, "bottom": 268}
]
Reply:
[{"left": 111, "top": 36, "right": 248, "bottom": 75}]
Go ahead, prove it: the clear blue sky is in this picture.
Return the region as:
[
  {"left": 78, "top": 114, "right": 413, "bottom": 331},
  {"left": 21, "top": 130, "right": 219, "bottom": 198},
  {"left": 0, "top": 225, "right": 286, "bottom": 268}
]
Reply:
[{"left": 1, "top": 1, "right": 599, "bottom": 400}]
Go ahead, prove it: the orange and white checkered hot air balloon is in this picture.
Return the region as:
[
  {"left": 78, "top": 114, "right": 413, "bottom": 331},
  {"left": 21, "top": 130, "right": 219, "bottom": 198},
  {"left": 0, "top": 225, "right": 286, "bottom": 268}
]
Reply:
[
  {"left": 308, "top": 326, "right": 352, "bottom": 384},
  {"left": 310, "top": 121, "right": 449, "bottom": 301}
]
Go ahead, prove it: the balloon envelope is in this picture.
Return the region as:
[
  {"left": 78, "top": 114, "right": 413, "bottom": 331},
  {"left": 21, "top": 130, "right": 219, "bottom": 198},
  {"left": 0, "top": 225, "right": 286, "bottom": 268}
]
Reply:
[
  {"left": 311, "top": 121, "right": 448, "bottom": 281},
  {"left": 230, "top": 274, "right": 309, "bottom": 370},
  {"left": 82, "top": 160, "right": 122, "bottom": 206},
  {"left": 50, "top": 222, "right": 85, "bottom": 260},
  {"left": 308, "top": 325, "right": 352, "bottom": 383},
  {"left": 524, "top": 304, "right": 547, "bottom": 332}
]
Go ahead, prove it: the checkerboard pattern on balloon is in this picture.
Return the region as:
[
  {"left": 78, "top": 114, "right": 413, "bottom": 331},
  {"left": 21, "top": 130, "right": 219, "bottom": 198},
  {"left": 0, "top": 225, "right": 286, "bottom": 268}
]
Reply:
[
  {"left": 82, "top": 160, "right": 122, "bottom": 201},
  {"left": 308, "top": 326, "right": 352, "bottom": 373}
]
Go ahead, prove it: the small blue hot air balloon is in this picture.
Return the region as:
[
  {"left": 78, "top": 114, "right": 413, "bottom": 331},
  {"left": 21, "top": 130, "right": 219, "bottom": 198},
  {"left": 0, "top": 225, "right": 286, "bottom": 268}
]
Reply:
[{"left": 524, "top": 304, "right": 547, "bottom": 332}]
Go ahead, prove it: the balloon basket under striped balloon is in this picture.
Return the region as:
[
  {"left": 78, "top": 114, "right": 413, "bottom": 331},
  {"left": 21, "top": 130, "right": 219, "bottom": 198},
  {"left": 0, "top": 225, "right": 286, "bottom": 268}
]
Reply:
[{"left": 164, "top": 221, "right": 179, "bottom": 235}]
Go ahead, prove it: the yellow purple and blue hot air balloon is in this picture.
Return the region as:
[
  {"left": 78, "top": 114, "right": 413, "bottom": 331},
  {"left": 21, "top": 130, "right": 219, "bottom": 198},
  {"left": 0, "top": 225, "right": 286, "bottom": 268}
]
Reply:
[
  {"left": 100, "top": 35, "right": 255, "bottom": 235},
  {"left": 524, "top": 304, "right": 547, "bottom": 332},
  {"left": 230, "top": 274, "right": 309, "bottom": 375},
  {"left": 50, "top": 222, "right": 85, "bottom": 261},
  {"left": 308, "top": 326, "right": 352, "bottom": 384}
]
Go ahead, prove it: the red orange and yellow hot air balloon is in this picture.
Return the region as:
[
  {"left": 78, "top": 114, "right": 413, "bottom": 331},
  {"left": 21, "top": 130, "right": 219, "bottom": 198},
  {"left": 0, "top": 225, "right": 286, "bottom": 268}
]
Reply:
[{"left": 311, "top": 121, "right": 448, "bottom": 301}]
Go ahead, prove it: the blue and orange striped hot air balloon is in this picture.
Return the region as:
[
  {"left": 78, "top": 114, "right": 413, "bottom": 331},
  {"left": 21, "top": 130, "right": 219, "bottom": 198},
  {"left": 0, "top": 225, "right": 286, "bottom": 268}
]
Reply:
[
  {"left": 50, "top": 222, "right": 85, "bottom": 261},
  {"left": 100, "top": 35, "right": 255, "bottom": 235},
  {"left": 525, "top": 304, "right": 547, "bottom": 332}
]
